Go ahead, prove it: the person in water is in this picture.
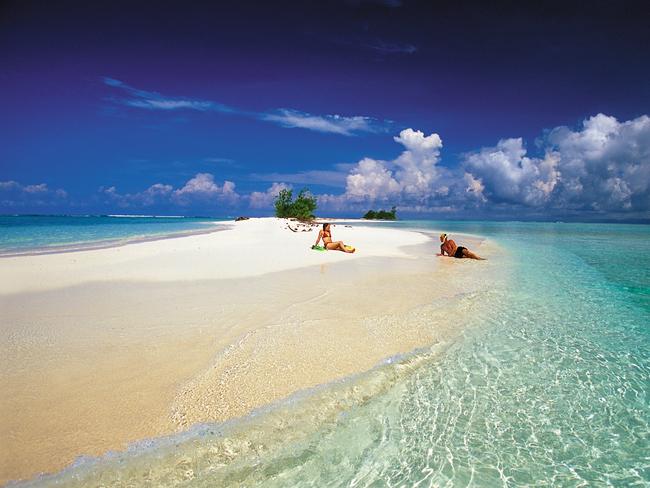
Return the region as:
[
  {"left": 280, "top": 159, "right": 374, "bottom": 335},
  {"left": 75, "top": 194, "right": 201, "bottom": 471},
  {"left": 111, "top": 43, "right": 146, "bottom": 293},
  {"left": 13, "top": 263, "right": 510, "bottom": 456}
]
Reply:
[
  {"left": 312, "top": 223, "right": 355, "bottom": 253},
  {"left": 439, "top": 233, "right": 485, "bottom": 260}
]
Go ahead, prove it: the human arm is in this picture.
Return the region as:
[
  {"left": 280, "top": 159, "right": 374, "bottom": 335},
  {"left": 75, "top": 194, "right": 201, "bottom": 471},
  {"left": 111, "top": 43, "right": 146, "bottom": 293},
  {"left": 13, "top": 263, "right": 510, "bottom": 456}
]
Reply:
[
  {"left": 313, "top": 230, "right": 322, "bottom": 248},
  {"left": 439, "top": 243, "right": 454, "bottom": 257}
]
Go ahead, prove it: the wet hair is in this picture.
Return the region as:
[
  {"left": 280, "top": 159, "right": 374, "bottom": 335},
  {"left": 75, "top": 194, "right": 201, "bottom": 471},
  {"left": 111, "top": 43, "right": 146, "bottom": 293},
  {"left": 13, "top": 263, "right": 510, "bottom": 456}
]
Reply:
[{"left": 322, "top": 223, "right": 329, "bottom": 230}]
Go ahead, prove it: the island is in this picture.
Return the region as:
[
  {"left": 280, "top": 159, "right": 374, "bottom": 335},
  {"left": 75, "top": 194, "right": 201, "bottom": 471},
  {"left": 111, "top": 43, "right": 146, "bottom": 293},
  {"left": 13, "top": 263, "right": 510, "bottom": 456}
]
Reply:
[{"left": 362, "top": 206, "right": 397, "bottom": 220}]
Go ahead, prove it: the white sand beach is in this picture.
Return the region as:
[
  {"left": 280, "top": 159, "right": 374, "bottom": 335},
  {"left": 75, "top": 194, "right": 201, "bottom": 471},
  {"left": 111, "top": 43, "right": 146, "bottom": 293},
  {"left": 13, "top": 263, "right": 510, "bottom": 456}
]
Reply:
[
  {"left": 0, "top": 218, "right": 495, "bottom": 484},
  {"left": 0, "top": 218, "right": 428, "bottom": 295}
]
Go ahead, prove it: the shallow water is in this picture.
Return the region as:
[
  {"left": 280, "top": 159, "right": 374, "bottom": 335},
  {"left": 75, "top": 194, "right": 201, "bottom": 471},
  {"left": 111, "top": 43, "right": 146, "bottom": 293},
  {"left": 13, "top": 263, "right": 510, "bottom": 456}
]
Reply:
[
  {"left": 12, "top": 221, "right": 650, "bottom": 487},
  {"left": 0, "top": 215, "right": 222, "bottom": 254}
]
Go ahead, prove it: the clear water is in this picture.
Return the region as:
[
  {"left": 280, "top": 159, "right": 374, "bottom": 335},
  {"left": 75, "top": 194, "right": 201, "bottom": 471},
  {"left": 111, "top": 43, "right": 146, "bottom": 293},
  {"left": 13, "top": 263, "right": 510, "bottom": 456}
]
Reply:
[
  {"left": 0, "top": 215, "right": 224, "bottom": 254},
  {"left": 13, "top": 221, "right": 650, "bottom": 487}
]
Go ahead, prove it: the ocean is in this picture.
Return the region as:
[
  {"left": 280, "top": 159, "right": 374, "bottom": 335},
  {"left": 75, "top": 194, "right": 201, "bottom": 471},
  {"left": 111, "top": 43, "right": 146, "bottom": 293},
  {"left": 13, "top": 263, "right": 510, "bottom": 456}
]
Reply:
[
  {"left": 0, "top": 215, "right": 224, "bottom": 255},
  {"left": 11, "top": 220, "right": 650, "bottom": 487}
]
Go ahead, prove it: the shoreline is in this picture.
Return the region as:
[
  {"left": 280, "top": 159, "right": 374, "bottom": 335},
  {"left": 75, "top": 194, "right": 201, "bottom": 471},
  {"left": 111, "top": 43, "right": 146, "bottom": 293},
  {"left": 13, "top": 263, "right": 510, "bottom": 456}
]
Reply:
[
  {"left": 0, "top": 222, "right": 227, "bottom": 258},
  {"left": 0, "top": 218, "right": 497, "bottom": 484},
  {"left": 0, "top": 217, "right": 482, "bottom": 260},
  {"left": 13, "top": 339, "right": 455, "bottom": 488},
  {"left": 0, "top": 218, "right": 434, "bottom": 295}
]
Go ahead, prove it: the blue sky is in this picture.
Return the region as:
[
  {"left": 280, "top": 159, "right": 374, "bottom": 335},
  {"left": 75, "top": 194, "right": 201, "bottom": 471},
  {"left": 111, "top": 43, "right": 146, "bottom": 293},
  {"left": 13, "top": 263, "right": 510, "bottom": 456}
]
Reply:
[{"left": 1, "top": 0, "right": 649, "bottom": 219}]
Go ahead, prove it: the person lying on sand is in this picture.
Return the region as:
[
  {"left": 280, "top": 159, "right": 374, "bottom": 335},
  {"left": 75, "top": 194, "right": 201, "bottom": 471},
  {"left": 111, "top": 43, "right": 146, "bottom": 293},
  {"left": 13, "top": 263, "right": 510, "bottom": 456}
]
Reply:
[
  {"left": 312, "top": 223, "right": 355, "bottom": 253},
  {"left": 439, "top": 233, "right": 485, "bottom": 260}
]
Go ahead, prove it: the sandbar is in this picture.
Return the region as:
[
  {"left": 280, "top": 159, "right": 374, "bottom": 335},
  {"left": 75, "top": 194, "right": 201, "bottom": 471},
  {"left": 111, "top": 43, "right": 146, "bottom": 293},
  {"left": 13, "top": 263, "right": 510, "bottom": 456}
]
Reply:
[{"left": 0, "top": 218, "right": 496, "bottom": 484}]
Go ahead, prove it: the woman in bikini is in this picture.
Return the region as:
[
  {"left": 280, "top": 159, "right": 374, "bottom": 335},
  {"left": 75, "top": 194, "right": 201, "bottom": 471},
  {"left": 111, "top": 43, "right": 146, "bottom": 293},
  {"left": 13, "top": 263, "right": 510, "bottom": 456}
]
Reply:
[
  {"left": 439, "top": 233, "right": 485, "bottom": 260},
  {"left": 313, "top": 223, "right": 355, "bottom": 253}
]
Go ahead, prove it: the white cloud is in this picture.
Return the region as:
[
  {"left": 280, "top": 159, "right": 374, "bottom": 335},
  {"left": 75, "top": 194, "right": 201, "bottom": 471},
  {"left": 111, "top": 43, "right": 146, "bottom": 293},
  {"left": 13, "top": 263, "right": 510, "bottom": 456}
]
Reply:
[
  {"left": 345, "top": 158, "right": 401, "bottom": 201},
  {"left": 172, "top": 173, "right": 239, "bottom": 205},
  {"left": 545, "top": 113, "right": 650, "bottom": 211},
  {"left": 249, "top": 182, "right": 292, "bottom": 209},
  {"left": 104, "top": 78, "right": 390, "bottom": 136},
  {"left": 262, "top": 109, "right": 388, "bottom": 136},
  {"left": 462, "top": 138, "right": 560, "bottom": 206},
  {"left": 87, "top": 112, "right": 650, "bottom": 217},
  {"left": 464, "top": 172, "right": 486, "bottom": 202},
  {"left": 142, "top": 183, "right": 174, "bottom": 203},
  {"left": 321, "top": 128, "right": 446, "bottom": 208},
  {"left": 314, "top": 116, "right": 650, "bottom": 217},
  {"left": 0, "top": 181, "right": 20, "bottom": 191},
  {"left": 392, "top": 128, "right": 444, "bottom": 197},
  {"left": 101, "top": 173, "right": 239, "bottom": 208},
  {"left": 458, "top": 113, "right": 650, "bottom": 214},
  {"left": 102, "top": 183, "right": 173, "bottom": 207},
  {"left": 126, "top": 99, "right": 215, "bottom": 111},
  {"left": 221, "top": 180, "right": 238, "bottom": 201},
  {"left": 173, "top": 173, "right": 222, "bottom": 198},
  {"left": 394, "top": 128, "right": 442, "bottom": 153},
  {"left": 23, "top": 183, "right": 49, "bottom": 193},
  {"left": 0, "top": 180, "right": 68, "bottom": 208},
  {"left": 103, "top": 77, "right": 230, "bottom": 114}
]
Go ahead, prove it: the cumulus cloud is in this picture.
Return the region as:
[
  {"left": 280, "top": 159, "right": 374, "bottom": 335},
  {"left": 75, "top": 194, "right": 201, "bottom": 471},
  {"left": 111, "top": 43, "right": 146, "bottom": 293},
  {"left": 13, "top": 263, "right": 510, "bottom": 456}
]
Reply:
[
  {"left": 104, "top": 78, "right": 390, "bottom": 136},
  {"left": 461, "top": 113, "right": 650, "bottom": 214},
  {"left": 249, "top": 182, "right": 292, "bottom": 208},
  {"left": 20, "top": 113, "right": 644, "bottom": 218},
  {"left": 345, "top": 158, "right": 401, "bottom": 200},
  {"left": 462, "top": 138, "right": 560, "bottom": 206},
  {"left": 172, "top": 173, "right": 239, "bottom": 206},
  {"left": 392, "top": 129, "right": 444, "bottom": 197},
  {"left": 172, "top": 174, "right": 220, "bottom": 196},
  {"left": 101, "top": 173, "right": 239, "bottom": 208},
  {"left": 463, "top": 173, "right": 486, "bottom": 202},
  {"left": 545, "top": 113, "right": 650, "bottom": 211},
  {"left": 314, "top": 114, "right": 650, "bottom": 218},
  {"left": 0, "top": 180, "right": 68, "bottom": 208},
  {"left": 323, "top": 128, "right": 447, "bottom": 207},
  {"left": 102, "top": 183, "right": 173, "bottom": 207}
]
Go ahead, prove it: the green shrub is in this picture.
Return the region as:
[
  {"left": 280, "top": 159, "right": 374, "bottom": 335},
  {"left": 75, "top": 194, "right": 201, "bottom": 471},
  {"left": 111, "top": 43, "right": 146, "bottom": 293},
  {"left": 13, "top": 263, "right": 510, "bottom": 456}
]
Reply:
[
  {"left": 274, "top": 189, "right": 294, "bottom": 218},
  {"left": 274, "top": 188, "right": 317, "bottom": 220}
]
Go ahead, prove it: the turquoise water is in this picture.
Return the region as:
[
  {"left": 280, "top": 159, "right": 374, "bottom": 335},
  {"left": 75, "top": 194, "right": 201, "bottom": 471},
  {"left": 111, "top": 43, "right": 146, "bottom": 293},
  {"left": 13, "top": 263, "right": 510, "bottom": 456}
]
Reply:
[
  {"left": 0, "top": 215, "right": 223, "bottom": 254},
  {"left": 13, "top": 221, "right": 650, "bottom": 487}
]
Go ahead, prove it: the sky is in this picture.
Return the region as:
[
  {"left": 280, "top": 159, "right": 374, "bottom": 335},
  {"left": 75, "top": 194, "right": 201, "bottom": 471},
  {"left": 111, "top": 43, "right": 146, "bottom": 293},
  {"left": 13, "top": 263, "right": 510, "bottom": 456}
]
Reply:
[{"left": 1, "top": 0, "right": 649, "bottom": 220}]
